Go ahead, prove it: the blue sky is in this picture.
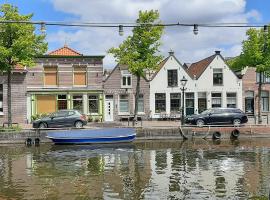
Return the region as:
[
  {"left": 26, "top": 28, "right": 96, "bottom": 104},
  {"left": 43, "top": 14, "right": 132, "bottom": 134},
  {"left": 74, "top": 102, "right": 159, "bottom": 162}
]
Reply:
[{"left": 1, "top": 0, "right": 270, "bottom": 68}]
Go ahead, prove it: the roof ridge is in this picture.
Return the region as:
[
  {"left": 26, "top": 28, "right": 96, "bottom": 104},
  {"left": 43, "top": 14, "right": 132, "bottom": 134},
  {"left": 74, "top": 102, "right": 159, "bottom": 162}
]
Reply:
[{"left": 48, "top": 45, "right": 82, "bottom": 56}]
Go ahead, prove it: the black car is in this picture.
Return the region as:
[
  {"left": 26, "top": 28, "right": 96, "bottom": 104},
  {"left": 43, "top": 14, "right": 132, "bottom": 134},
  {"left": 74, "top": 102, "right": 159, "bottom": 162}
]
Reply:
[
  {"left": 33, "top": 110, "right": 87, "bottom": 128},
  {"left": 185, "top": 108, "right": 248, "bottom": 126}
]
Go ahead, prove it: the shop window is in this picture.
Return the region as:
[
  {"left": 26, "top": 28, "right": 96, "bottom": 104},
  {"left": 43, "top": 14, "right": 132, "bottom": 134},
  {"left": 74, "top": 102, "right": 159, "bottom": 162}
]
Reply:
[
  {"left": 155, "top": 93, "right": 166, "bottom": 113},
  {"left": 73, "top": 95, "right": 83, "bottom": 113},
  {"left": 89, "top": 95, "right": 99, "bottom": 113},
  {"left": 58, "top": 95, "right": 67, "bottom": 110}
]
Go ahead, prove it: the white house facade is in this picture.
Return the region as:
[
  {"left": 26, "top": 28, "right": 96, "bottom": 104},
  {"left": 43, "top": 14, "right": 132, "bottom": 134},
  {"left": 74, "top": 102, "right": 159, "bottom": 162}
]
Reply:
[
  {"left": 149, "top": 51, "right": 243, "bottom": 119},
  {"left": 149, "top": 51, "right": 195, "bottom": 119}
]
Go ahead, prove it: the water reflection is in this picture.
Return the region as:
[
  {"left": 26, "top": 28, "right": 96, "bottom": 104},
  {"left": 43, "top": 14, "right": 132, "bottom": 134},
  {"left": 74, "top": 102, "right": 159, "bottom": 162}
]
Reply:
[{"left": 0, "top": 139, "right": 269, "bottom": 199}]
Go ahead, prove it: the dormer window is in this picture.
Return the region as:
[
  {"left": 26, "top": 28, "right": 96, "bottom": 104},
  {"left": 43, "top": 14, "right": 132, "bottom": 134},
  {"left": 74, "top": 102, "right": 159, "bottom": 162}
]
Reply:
[
  {"left": 121, "top": 70, "right": 132, "bottom": 88},
  {"left": 168, "top": 69, "right": 178, "bottom": 87}
]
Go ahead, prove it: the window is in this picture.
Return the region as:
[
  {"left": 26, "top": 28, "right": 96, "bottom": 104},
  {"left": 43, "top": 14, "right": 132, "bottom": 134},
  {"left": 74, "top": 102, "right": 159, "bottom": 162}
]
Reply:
[
  {"left": 72, "top": 95, "right": 83, "bottom": 113},
  {"left": 245, "top": 91, "right": 254, "bottom": 114},
  {"left": 262, "top": 91, "right": 269, "bottom": 111},
  {"left": 211, "top": 93, "right": 222, "bottom": 108},
  {"left": 138, "top": 94, "right": 144, "bottom": 113},
  {"left": 198, "top": 92, "right": 207, "bottom": 113},
  {"left": 227, "top": 93, "right": 237, "bottom": 108},
  {"left": 44, "top": 66, "right": 58, "bottom": 86},
  {"left": 119, "top": 94, "right": 129, "bottom": 113},
  {"left": 57, "top": 95, "right": 67, "bottom": 110},
  {"left": 185, "top": 93, "right": 194, "bottom": 115},
  {"left": 121, "top": 70, "right": 132, "bottom": 88},
  {"left": 170, "top": 93, "right": 181, "bottom": 112},
  {"left": 168, "top": 70, "right": 178, "bottom": 87},
  {"left": 155, "top": 93, "right": 166, "bottom": 113},
  {"left": 89, "top": 95, "right": 99, "bottom": 113},
  {"left": 0, "top": 85, "right": 3, "bottom": 114},
  {"left": 213, "top": 68, "right": 223, "bottom": 85},
  {"left": 256, "top": 72, "right": 270, "bottom": 83},
  {"left": 74, "top": 66, "right": 87, "bottom": 86}
]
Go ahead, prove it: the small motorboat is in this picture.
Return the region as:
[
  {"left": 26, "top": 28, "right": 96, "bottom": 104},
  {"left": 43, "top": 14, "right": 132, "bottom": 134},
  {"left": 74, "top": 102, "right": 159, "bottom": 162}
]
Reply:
[{"left": 46, "top": 128, "right": 136, "bottom": 144}]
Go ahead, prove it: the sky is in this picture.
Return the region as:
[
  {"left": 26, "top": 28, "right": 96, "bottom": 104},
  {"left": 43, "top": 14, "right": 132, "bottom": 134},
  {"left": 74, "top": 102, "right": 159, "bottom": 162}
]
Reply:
[{"left": 1, "top": 0, "right": 270, "bottom": 68}]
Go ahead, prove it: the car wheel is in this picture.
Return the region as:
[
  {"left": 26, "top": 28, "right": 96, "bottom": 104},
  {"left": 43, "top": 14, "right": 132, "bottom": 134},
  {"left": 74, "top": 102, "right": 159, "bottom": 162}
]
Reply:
[
  {"left": 39, "top": 122, "right": 47, "bottom": 129},
  {"left": 196, "top": 119, "right": 205, "bottom": 127},
  {"left": 233, "top": 118, "right": 241, "bottom": 126},
  {"left": 75, "top": 121, "right": 83, "bottom": 128}
]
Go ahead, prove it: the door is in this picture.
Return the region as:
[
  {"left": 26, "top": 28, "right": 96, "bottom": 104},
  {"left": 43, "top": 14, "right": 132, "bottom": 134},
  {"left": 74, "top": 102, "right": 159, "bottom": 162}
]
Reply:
[
  {"left": 105, "top": 95, "right": 114, "bottom": 122},
  {"left": 47, "top": 111, "right": 67, "bottom": 127}
]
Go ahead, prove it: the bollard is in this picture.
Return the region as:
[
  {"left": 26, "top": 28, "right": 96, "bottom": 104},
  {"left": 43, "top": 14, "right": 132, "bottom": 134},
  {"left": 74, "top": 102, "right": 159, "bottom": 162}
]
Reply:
[
  {"left": 230, "top": 129, "right": 240, "bottom": 140},
  {"left": 212, "top": 131, "right": 221, "bottom": 140}
]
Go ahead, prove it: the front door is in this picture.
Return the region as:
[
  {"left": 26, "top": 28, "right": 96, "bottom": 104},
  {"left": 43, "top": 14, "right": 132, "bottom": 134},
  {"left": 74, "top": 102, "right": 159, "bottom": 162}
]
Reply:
[{"left": 105, "top": 96, "right": 114, "bottom": 122}]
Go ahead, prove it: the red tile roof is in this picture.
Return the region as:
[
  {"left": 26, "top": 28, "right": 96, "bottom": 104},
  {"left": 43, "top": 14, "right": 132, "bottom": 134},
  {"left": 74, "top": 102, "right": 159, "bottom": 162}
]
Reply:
[
  {"left": 187, "top": 54, "right": 216, "bottom": 79},
  {"left": 48, "top": 45, "right": 82, "bottom": 56}
]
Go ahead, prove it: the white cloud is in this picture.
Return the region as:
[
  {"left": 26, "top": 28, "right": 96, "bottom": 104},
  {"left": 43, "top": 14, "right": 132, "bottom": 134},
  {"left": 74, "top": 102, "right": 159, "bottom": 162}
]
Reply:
[{"left": 47, "top": 0, "right": 260, "bottom": 68}]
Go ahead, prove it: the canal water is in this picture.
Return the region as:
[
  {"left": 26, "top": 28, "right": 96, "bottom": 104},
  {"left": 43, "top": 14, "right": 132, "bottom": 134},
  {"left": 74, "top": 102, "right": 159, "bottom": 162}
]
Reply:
[{"left": 0, "top": 139, "right": 269, "bottom": 200}]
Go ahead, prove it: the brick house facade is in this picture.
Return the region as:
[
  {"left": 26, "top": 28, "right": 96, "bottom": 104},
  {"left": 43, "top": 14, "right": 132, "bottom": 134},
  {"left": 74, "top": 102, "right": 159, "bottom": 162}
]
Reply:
[
  {"left": 242, "top": 67, "right": 270, "bottom": 115},
  {"left": 0, "top": 69, "right": 27, "bottom": 124},
  {"left": 26, "top": 45, "right": 105, "bottom": 122},
  {"left": 103, "top": 64, "right": 150, "bottom": 121}
]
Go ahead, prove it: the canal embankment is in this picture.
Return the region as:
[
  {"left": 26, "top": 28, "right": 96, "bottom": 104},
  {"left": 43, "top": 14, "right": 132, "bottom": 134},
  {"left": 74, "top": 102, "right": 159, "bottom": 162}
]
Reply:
[{"left": 1, "top": 124, "right": 270, "bottom": 144}]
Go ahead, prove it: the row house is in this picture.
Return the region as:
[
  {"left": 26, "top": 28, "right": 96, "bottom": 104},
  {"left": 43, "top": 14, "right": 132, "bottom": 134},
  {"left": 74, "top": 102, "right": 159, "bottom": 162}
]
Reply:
[
  {"left": 0, "top": 66, "right": 27, "bottom": 124},
  {"left": 149, "top": 50, "right": 242, "bottom": 119},
  {"left": 242, "top": 67, "right": 270, "bottom": 115},
  {"left": 103, "top": 64, "right": 150, "bottom": 121},
  {"left": 26, "top": 45, "right": 104, "bottom": 122}
]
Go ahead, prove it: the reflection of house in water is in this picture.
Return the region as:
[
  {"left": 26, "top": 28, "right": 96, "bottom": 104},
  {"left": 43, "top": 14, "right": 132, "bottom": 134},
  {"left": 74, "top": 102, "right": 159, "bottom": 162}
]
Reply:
[{"left": 0, "top": 145, "right": 152, "bottom": 199}]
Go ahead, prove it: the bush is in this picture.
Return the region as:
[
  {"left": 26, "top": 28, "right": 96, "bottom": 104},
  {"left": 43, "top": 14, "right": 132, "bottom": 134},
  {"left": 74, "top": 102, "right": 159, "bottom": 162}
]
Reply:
[{"left": 88, "top": 116, "right": 93, "bottom": 122}]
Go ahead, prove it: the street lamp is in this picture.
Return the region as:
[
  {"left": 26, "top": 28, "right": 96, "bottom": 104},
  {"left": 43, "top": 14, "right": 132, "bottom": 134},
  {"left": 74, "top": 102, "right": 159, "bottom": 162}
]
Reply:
[{"left": 180, "top": 76, "right": 188, "bottom": 125}]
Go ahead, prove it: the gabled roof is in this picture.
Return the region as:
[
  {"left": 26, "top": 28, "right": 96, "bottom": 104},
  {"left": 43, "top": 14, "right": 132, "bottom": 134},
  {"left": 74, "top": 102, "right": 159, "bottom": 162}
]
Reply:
[
  {"left": 48, "top": 45, "right": 83, "bottom": 56},
  {"left": 187, "top": 54, "right": 216, "bottom": 79},
  {"left": 151, "top": 54, "right": 192, "bottom": 80}
]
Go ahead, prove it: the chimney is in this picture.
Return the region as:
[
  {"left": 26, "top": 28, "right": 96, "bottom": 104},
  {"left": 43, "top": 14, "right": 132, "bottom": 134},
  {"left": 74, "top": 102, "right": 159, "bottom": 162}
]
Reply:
[
  {"left": 215, "top": 50, "right": 221, "bottom": 55},
  {"left": 169, "top": 49, "right": 174, "bottom": 56}
]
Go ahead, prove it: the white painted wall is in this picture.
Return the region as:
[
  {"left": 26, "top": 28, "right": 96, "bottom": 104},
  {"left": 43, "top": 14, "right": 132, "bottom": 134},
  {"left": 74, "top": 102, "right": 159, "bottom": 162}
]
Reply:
[
  {"left": 196, "top": 55, "right": 242, "bottom": 110},
  {"left": 150, "top": 55, "right": 195, "bottom": 118},
  {"left": 149, "top": 53, "right": 243, "bottom": 119}
]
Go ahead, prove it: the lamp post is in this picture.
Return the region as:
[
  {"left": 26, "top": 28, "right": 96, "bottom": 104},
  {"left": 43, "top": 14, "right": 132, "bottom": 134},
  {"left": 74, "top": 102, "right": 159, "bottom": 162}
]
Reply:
[{"left": 180, "top": 76, "right": 188, "bottom": 125}]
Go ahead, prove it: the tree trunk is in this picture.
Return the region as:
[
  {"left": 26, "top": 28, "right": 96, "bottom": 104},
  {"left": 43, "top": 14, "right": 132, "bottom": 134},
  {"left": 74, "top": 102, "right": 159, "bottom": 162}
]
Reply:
[
  {"left": 133, "top": 75, "right": 141, "bottom": 126},
  {"left": 7, "top": 70, "right": 12, "bottom": 127},
  {"left": 258, "top": 72, "right": 262, "bottom": 124}
]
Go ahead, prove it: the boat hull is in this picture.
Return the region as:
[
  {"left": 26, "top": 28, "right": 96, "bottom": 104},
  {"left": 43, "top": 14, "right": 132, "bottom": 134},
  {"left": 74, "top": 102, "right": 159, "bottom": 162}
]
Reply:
[{"left": 46, "top": 128, "right": 136, "bottom": 144}]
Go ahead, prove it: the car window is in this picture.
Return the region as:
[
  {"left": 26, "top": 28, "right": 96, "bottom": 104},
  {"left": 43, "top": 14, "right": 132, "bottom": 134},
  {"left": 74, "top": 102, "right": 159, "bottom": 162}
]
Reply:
[
  {"left": 212, "top": 109, "right": 223, "bottom": 114},
  {"left": 68, "top": 111, "right": 75, "bottom": 116},
  {"left": 55, "top": 111, "right": 68, "bottom": 117},
  {"left": 201, "top": 110, "right": 211, "bottom": 115}
]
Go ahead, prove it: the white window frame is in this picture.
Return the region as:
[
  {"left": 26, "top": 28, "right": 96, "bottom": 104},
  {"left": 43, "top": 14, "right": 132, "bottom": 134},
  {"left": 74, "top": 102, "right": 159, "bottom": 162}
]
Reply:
[
  {"left": 88, "top": 95, "right": 99, "bottom": 115},
  {"left": 121, "top": 70, "right": 132, "bottom": 88},
  {"left": 211, "top": 92, "right": 222, "bottom": 108},
  {"left": 119, "top": 94, "right": 130, "bottom": 115},
  {"left": 226, "top": 92, "right": 237, "bottom": 108},
  {"left": 137, "top": 94, "right": 145, "bottom": 114}
]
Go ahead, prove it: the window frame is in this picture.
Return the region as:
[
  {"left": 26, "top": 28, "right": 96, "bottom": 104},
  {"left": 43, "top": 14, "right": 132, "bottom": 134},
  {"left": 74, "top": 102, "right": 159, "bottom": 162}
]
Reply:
[
  {"left": 72, "top": 95, "right": 83, "bottom": 113},
  {"left": 211, "top": 92, "right": 222, "bottom": 108},
  {"left": 119, "top": 94, "right": 130, "bottom": 115},
  {"left": 170, "top": 93, "right": 181, "bottom": 112},
  {"left": 167, "top": 69, "right": 178, "bottom": 87},
  {"left": 261, "top": 90, "right": 269, "bottom": 112},
  {"left": 73, "top": 66, "right": 87, "bottom": 86},
  {"left": 155, "top": 93, "right": 166, "bottom": 113},
  {"left": 137, "top": 94, "right": 144, "bottom": 114},
  {"left": 88, "top": 95, "right": 99, "bottom": 114},
  {"left": 213, "top": 68, "right": 223, "bottom": 86},
  {"left": 0, "top": 84, "right": 3, "bottom": 115},
  {"left": 43, "top": 66, "right": 58, "bottom": 86},
  {"left": 57, "top": 94, "right": 67, "bottom": 110},
  {"left": 226, "top": 92, "right": 237, "bottom": 108},
  {"left": 121, "top": 70, "right": 132, "bottom": 88}
]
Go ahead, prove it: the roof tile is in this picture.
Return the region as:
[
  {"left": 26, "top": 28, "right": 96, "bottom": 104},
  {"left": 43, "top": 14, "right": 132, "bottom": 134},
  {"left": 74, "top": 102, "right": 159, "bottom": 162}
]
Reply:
[{"left": 48, "top": 45, "right": 82, "bottom": 56}]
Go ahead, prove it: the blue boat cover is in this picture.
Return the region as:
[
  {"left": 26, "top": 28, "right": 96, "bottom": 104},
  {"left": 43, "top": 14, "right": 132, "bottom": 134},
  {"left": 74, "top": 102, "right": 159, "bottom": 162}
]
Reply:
[{"left": 47, "top": 128, "right": 135, "bottom": 139}]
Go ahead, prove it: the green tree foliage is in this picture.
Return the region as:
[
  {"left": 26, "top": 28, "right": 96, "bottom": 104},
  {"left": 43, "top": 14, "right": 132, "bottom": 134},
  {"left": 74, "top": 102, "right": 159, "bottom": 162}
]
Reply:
[
  {"left": 229, "top": 25, "right": 269, "bottom": 123},
  {"left": 230, "top": 27, "right": 270, "bottom": 72},
  {"left": 0, "top": 4, "right": 47, "bottom": 126},
  {"left": 108, "top": 10, "right": 164, "bottom": 121}
]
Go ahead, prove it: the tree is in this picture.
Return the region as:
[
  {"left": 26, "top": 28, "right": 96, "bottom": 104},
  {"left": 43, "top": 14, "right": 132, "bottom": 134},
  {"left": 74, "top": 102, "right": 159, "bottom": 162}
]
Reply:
[
  {"left": 230, "top": 26, "right": 270, "bottom": 124},
  {"left": 0, "top": 4, "right": 47, "bottom": 126},
  {"left": 108, "top": 10, "right": 164, "bottom": 124}
]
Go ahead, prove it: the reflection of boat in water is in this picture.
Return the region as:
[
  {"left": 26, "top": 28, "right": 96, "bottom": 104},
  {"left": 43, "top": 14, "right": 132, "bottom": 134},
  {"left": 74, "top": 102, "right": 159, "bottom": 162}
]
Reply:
[{"left": 46, "top": 128, "right": 136, "bottom": 144}]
